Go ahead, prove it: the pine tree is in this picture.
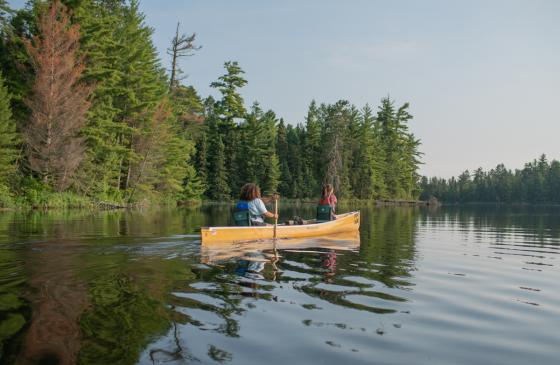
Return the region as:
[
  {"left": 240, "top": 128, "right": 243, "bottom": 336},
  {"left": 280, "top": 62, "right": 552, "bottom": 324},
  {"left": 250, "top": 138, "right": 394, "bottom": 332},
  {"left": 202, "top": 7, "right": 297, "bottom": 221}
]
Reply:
[
  {"left": 194, "top": 130, "right": 208, "bottom": 192},
  {"left": 259, "top": 110, "right": 280, "bottom": 194},
  {"left": 206, "top": 125, "right": 230, "bottom": 200},
  {"left": 352, "top": 105, "right": 377, "bottom": 199},
  {"left": 0, "top": 71, "right": 18, "bottom": 184},
  {"left": 304, "top": 100, "right": 321, "bottom": 193},
  {"left": 168, "top": 84, "right": 204, "bottom": 199},
  {"left": 395, "top": 103, "right": 421, "bottom": 199},
  {"left": 285, "top": 125, "right": 305, "bottom": 198},
  {"left": 76, "top": 0, "right": 168, "bottom": 199},
  {"left": 23, "top": 0, "right": 93, "bottom": 191},
  {"left": 117, "top": 0, "right": 168, "bottom": 193},
  {"left": 238, "top": 103, "right": 263, "bottom": 184},
  {"left": 75, "top": 0, "right": 132, "bottom": 198},
  {"left": 210, "top": 61, "right": 247, "bottom": 125},
  {"left": 210, "top": 61, "right": 247, "bottom": 194},
  {"left": 170, "top": 84, "right": 204, "bottom": 138},
  {"left": 323, "top": 100, "right": 352, "bottom": 198},
  {"left": 276, "top": 119, "right": 292, "bottom": 197},
  {"left": 376, "top": 97, "right": 421, "bottom": 199}
]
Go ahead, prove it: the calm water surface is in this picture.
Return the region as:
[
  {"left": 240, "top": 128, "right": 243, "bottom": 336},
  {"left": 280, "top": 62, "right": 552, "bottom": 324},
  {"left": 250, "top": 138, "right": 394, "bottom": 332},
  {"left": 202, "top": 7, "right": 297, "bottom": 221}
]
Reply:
[{"left": 0, "top": 204, "right": 559, "bottom": 364}]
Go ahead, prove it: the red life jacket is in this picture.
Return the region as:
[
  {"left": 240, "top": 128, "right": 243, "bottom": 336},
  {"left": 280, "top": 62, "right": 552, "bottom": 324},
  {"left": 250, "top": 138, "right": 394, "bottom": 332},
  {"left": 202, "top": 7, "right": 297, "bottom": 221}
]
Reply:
[{"left": 319, "top": 194, "right": 337, "bottom": 206}]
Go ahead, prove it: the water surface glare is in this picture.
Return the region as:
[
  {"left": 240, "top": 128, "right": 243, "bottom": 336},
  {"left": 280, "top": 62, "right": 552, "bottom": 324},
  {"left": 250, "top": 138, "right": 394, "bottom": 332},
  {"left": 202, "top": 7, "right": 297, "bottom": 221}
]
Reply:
[{"left": 0, "top": 205, "right": 559, "bottom": 364}]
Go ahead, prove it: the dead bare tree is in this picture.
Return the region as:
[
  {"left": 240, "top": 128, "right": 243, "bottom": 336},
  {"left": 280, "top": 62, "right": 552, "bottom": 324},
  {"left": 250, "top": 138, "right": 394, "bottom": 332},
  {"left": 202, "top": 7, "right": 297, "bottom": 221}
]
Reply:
[
  {"left": 167, "top": 22, "right": 200, "bottom": 91},
  {"left": 23, "top": 0, "right": 93, "bottom": 191}
]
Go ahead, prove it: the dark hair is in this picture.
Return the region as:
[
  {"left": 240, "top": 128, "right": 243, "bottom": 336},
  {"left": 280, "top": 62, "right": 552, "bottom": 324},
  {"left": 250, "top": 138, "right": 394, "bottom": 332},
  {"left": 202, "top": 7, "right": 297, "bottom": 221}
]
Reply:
[
  {"left": 240, "top": 183, "right": 261, "bottom": 201},
  {"left": 321, "top": 184, "right": 334, "bottom": 199}
]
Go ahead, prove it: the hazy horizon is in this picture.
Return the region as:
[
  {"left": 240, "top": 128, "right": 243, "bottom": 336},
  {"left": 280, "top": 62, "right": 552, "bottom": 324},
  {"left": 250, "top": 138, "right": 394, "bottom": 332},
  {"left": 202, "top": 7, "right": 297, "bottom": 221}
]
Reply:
[{"left": 8, "top": 0, "right": 560, "bottom": 178}]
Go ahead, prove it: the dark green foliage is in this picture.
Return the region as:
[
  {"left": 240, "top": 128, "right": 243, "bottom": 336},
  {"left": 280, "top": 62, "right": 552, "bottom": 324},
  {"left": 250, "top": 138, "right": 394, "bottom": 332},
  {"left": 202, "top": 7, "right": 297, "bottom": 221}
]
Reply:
[
  {"left": 376, "top": 98, "right": 421, "bottom": 199},
  {"left": 73, "top": 0, "right": 201, "bottom": 203},
  {"left": 206, "top": 120, "right": 230, "bottom": 200},
  {"left": 236, "top": 103, "right": 280, "bottom": 194},
  {"left": 270, "top": 97, "right": 421, "bottom": 201},
  {"left": 421, "top": 155, "right": 560, "bottom": 204},
  {"left": 276, "top": 119, "right": 291, "bottom": 197},
  {"left": 0, "top": 72, "right": 18, "bottom": 186},
  {"left": 210, "top": 61, "right": 247, "bottom": 125},
  {"left": 0, "top": 2, "right": 40, "bottom": 125},
  {"left": 209, "top": 61, "right": 248, "bottom": 195}
]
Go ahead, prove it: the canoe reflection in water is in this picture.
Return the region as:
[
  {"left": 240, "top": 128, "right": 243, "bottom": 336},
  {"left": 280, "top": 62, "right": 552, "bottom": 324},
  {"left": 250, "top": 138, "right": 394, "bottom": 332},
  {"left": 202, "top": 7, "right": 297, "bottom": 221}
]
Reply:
[{"left": 201, "top": 232, "right": 359, "bottom": 276}]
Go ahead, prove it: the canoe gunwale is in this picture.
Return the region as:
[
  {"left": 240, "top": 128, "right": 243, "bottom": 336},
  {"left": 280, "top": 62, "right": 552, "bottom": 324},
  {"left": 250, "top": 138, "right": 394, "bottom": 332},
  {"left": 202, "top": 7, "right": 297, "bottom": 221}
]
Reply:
[{"left": 200, "top": 212, "right": 356, "bottom": 230}]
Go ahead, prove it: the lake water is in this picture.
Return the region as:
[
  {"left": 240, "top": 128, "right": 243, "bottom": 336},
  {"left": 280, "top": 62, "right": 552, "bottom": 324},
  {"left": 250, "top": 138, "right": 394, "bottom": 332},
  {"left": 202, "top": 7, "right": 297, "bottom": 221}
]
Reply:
[{"left": 0, "top": 204, "right": 559, "bottom": 364}]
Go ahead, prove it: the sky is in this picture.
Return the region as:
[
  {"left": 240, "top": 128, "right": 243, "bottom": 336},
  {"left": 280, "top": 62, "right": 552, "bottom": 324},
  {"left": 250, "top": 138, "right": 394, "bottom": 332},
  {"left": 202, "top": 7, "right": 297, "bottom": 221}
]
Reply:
[{"left": 8, "top": 0, "right": 560, "bottom": 177}]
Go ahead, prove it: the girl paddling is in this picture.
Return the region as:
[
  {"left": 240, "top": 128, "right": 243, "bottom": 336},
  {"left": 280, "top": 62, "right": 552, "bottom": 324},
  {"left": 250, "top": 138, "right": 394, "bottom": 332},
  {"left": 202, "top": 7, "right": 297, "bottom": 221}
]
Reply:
[
  {"left": 237, "top": 183, "right": 278, "bottom": 226},
  {"left": 318, "top": 184, "right": 337, "bottom": 220}
]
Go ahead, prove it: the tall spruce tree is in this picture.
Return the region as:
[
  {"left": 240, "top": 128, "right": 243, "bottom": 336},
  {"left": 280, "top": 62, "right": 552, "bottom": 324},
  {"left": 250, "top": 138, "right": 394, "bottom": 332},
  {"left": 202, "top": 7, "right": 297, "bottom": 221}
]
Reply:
[
  {"left": 210, "top": 61, "right": 247, "bottom": 194},
  {"left": 304, "top": 100, "right": 322, "bottom": 194},
  {"left": 75, "top": 0, "right": 132, "bottom": 198},
  {"left": 238, "top": 103, "right": 264, "bottom": 184},
  {"left": 376, "top": 97, "right": 420, "bottom": 199},
  {"left": 76, "top": 0, "right": 171, "bottom": 201},
  {"left": 395, "top": 102, "right": 421, "bottom": 199},
  {"left": 352, "top": 105, "right": 378, "bottom": 198},
  {"left": 168, "top": 85, "right": 204, "bottom": 200},
  {"left": 285, "top": 125, "right": 305, "bottom": 198},
  {"left": 276, "top": 119, "right": 292, "bottom": 197},
  {"left": 259, "top": 109, "right": 280, "bottom": 194},
  {"left": 206, "top": 117, "right": 230, "bottom": 200},
  {"left": 117, "top": 0, "right": 168, "bottom": 195},
  {"left": 323, "top": 100, "right": 352, "bottom": 198}
]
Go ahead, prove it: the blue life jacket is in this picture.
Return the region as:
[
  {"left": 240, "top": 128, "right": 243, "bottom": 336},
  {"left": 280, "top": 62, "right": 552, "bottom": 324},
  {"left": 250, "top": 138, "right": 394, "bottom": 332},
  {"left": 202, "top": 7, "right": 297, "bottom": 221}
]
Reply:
[{"left": 236, "top": 201, "right": 249, "bottom": 211}]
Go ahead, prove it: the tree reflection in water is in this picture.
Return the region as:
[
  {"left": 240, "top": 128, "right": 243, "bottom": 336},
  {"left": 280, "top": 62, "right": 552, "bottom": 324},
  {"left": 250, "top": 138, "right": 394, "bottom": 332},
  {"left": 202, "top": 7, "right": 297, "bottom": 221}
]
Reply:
[{"left": 0, "top": 205, "right": 424, "bottom": 364}]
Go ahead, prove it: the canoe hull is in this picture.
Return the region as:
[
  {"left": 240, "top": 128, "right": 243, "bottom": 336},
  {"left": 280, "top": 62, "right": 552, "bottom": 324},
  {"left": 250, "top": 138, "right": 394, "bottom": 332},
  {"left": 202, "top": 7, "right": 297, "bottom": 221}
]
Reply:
[{"left": 201, "top": 211, "right": 360, "bottom": 246}]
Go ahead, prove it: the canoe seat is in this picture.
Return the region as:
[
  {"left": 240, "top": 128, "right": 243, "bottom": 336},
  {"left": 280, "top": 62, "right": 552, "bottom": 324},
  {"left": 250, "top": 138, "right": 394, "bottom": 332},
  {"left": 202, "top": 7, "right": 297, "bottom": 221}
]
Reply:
[
  {"left": 233, "top": 209, "right": 252, "bottom": 226},
  {"left": 316, "top": 205, "right": 333, "bottom": 222}
]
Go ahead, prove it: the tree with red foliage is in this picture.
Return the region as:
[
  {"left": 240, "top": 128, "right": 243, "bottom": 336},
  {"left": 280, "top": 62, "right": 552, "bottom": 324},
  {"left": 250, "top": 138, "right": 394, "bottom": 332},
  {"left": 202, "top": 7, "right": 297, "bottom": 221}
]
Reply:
[{"left": 23, "top": 0, "right": 92, "bottom": 191}]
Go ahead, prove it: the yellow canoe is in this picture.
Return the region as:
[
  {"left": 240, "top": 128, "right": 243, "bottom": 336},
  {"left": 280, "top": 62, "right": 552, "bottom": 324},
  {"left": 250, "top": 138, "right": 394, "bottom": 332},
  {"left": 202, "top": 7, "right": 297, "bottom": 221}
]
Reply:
[{"left": 200, "top": 211, "right": 360, "bottom": 246}]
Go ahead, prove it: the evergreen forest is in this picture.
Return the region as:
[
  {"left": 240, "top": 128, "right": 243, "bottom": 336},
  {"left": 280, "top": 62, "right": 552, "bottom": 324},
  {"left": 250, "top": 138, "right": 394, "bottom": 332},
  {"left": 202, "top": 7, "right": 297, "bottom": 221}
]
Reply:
[
  {"left": 0, "top": 0, "right": 424, "bottom": 208},
  {"left": 420, "top": 155, "right": 560, "bottom": 204}
]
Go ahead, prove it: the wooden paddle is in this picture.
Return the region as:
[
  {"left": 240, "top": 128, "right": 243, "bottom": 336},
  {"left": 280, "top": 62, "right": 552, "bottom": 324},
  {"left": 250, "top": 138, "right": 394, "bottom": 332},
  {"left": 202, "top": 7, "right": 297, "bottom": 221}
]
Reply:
[
  {"left": 273, "top": 193, "right": 279, "bottom": 240},
  {"left": 272, "top": 194, "right": 280, "bottom": 279}
]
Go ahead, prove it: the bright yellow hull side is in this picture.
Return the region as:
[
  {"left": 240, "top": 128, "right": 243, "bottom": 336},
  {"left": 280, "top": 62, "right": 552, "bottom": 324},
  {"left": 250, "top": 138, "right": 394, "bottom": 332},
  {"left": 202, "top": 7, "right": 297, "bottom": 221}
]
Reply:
[{"left": 200, "top": 211, "right": 360, "bottom": 246}]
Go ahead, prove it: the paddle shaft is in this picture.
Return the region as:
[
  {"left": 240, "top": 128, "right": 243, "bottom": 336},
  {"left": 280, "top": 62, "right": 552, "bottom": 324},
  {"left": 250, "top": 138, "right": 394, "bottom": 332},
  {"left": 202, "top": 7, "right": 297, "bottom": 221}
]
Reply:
[{"left": 273, "top": 196, "right": 278, "bottom": 239}]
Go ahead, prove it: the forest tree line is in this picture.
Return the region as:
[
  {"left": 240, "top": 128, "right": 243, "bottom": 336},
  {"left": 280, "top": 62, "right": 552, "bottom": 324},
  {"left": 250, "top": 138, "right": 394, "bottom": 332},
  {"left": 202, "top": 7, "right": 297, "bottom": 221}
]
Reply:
[
  {"left": 420, "top": 155, "right": 560, "bottom": 204},
  {"left": 0, "top": 0, "right": 422, "bottom": 208}
]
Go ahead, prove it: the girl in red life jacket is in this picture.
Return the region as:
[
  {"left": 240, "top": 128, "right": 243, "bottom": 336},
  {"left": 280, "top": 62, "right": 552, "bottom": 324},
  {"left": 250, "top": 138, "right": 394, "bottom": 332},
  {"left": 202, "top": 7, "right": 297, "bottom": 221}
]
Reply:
[{"left": 319, "top": 184, "right": 337, "bottom": 219}]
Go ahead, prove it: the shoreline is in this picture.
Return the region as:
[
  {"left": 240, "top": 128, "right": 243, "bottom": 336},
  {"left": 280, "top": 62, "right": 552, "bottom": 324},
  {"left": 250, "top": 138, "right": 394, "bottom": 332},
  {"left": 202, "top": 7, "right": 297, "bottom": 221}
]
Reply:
[{"left": 5, "top": 198, "right": 560, "bottom": 212}]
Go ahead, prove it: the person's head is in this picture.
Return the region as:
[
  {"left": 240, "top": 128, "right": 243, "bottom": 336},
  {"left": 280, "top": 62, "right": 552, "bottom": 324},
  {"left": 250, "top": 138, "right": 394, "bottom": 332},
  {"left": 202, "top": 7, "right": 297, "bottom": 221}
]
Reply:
[
  {"left": 240, "top": 183, "right": 261, "bottom": 201},
  {"left": 322, "top": 184, "right": 334, "bottom": 198}
]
